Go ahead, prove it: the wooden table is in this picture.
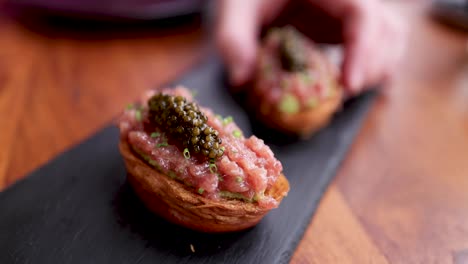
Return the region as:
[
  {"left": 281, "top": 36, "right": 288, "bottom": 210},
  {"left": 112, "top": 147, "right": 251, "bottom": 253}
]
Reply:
[{"left": 1, "top": 2, "right": 467, "bottom": 263}]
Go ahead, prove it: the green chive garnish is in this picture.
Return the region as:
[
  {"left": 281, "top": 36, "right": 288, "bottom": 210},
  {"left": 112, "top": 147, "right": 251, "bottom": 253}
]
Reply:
[
  {"left": 220, "top": 191, "right": 252, "bottom": 202},
  {"left": 209, "top": 163, "right": 218, "bottom": 174},
  {"left": 157, "top": 142, "right": 168, "bottom": 148},
  {"left": 222, "top": 116, "right": 233, "bottom": 125},
  {"left": 300, "top": 72, "right": 314, "bottom": 85},
  {"left": 150, "top": 132, "right": 160, "bottom": 138},
  {"left": 232, "top": 130, "right": 242, "bottom": 138},
  {"left": 135, "top": 110, "right": 142, "bottom": 122},
  {"left": 198, "top": 188, "right": 204, "bottom": 194},
  {"left": 278, "top": 93, "right": 300, "bottom": 114},
  {"left": 183, "top": 148, "right": 190, "bottom": 159},
  {"left": 168, "top": 171, "right": 177, "bottom": 179},
  {"left": 236, "top": 176, "right": 243, "bottom": 183},
  {"left": 148, "top": 159, "right": 157, "bottom": 166},
  {"left": 253, "top": 191, "right": 265, "bottom": 202},
  {"left": 155, "top": 164, "right": 162, "bottom": 172},
  {"left": 126, "top": 103, "right": 134, "bottom": 110}
]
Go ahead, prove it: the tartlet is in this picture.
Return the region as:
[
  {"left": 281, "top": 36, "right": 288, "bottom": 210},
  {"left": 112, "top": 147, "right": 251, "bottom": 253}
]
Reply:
[
  {"left": 251, "top": 26, "right": 343, "bottom": 137},
  {"left": 118, "top": 86, "right": 289, "bottom": 233}
]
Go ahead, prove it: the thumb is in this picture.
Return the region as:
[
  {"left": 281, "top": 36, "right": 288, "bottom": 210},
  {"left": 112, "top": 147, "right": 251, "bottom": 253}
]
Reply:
[{"left": 342, "top": 11, "right": 370, "bottom": 93}]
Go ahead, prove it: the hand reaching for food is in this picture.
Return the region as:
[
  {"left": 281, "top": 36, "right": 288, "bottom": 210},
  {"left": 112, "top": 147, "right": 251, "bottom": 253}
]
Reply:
[{"left": 215, "top": 0, "right": 407, "bottom": 94}]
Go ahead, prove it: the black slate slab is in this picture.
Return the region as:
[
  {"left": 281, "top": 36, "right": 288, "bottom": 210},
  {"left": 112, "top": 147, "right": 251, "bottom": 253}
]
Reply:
[{"left": 0, "top": 57, "right": 375, "bottom": 264}]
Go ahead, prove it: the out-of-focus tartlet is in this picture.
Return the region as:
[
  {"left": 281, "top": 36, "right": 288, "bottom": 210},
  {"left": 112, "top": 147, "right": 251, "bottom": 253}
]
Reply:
[{"left": 251, "top": 26, "right": 343, "bottom": 137}]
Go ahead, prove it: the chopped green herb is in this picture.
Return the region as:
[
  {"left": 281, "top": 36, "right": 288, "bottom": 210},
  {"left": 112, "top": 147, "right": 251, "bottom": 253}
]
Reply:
[
  {"left": 220, "top": 146, "right": 225, "bottom": 154},
  {"left": 198, "top": 188, "right": 204, "bottom": 194},
  {"left": 222, "top": 116, "right": 233, "bottom": 125},
  {"left": 209, "top": 163, "right": 218, "bottom": 174},
  {"left": 236, "top": 176, "right": 243, "bottom": 183},
  {"left": 232, "top": 130, "right": 242, "bottom": 138},
  {"left": 307, "top": 97, "right": 318, "bottom": 109},
  {"left": 220, "top": 191, "right": 252, "bottom": 202},
  {"left": 135, "top": 110, "right": 142, "bottom": 122},
  {"left": 300, "top": 72, "right": 314, "bottom": 85},
  {"left": 126, "top": 103, "right": 134, "bottom": 110},
  {"left": 157, "top": 142, "right": 168, "bottom": 148},
  {"left": 132, "top": 147, "right": 149, "bottom": 160},
  {"left": 140, "top": 153, "right": 149, "bottom": 161},
  {"left": 278, "top": 93, "right": 300, "bottom": 114},
  {"left": 215, "top": 114, "right": 223, "bottom": 121},
  {"left": 183, "top": 148, "right": 190, "bottom": 159},
  {"left": 132, "top": 146, "right": 160, "bottom": 169},
  {"left": 150, "top": 132, "right": 160, "bottom": 138},
  {"left": 155, "top": 164, "right": 162, "bottom": 172},
  {"left": 253, "top": 191, "right": 265, "bottom": 202},
  {"left": 168, "top": 171, "right": 177, "bottom": 179}
]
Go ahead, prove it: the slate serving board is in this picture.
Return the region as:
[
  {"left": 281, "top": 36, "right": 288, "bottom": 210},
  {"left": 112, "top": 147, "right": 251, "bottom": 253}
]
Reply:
[{"left": 0, "top": 57, "right": 375, "bottom": 264}]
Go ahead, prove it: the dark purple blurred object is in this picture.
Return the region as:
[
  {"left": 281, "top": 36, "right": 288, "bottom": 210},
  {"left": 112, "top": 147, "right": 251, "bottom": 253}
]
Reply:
[{"left": 6, "top": 0, "right": 207, "bottom": 21}]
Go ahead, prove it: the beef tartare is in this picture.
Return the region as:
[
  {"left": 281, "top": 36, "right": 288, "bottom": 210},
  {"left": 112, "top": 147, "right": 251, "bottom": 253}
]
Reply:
[
  {"left": 252, "top": 26, "right": 343, "bottom": 137},
  {"left": 118, "top": 86, "right": 289, "bottom": 232}
]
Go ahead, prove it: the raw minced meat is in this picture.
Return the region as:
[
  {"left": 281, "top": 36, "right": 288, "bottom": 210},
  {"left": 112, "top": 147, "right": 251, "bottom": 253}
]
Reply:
[
  {"left": 119, "top": 87, "right": 283, "bottom": 209},
  {"left": 254, "top": 27, "right": 341, "bottom": 114}
]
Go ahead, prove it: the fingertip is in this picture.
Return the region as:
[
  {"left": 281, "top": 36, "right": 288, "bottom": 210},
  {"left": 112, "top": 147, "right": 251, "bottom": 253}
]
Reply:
[
  {"left": 341, "top": 48, "right": 364, "bottom": 94},
  {"left": 216, "top": 31, "right": 257, "bottom": 86},
  {"left": 350, "top": 70, "right": 363, "bottom": 93},
  {"left": 230, "top": 64, "right": 251, "bottom": 86},
  {"left": 214, "top": 0, "right": 261, "bottom": 86}
]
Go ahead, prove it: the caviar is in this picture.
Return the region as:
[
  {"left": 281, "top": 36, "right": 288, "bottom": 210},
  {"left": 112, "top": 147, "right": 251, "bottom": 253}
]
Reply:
[
  {"left": 278, "top": 27, "right": 307, "bottom": 72},
  {"left": 148, "top": 93, "right": 224, "bottom": 159}
]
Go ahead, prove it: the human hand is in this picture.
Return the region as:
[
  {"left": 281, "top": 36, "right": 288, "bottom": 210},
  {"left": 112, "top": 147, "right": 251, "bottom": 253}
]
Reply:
[{"left": 215, "top": 0, "right": 407, "bottom": 94}]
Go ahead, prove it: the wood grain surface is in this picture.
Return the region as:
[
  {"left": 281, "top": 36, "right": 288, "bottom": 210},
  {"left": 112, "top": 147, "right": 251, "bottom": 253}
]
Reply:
[{"left": 1, "top": 1, "right": 467, "bottom": 263}]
